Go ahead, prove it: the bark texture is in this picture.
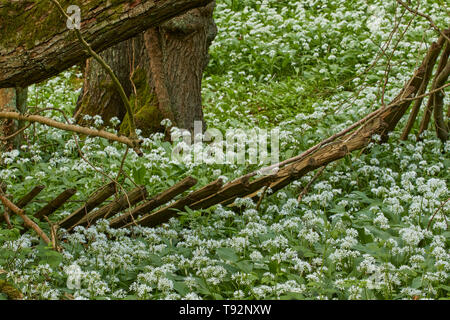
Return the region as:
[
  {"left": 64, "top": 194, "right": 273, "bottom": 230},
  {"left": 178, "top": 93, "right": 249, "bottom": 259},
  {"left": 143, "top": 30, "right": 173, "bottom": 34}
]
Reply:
[
  {"left": 74, "top": 1, "right": 217, "bottom": 134},
  {"left": 0, "top": 87, "right": 27, "bottom": 152},
  {"left": 0, "top": 0, "right": 213, "bottom": 88}
]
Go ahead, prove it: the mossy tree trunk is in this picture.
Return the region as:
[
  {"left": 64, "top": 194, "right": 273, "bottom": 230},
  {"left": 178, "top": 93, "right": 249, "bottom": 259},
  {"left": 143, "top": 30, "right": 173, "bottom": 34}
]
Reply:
[
  {"left": 0, "top": 87, "right": 27, "bottom": 152},
  {"left": 74, "top": 2, "right": 217, "bottom": 135}
]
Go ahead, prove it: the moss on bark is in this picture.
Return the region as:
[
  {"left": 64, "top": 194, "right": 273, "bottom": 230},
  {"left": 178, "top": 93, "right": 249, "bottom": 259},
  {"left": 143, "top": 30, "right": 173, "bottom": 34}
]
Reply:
[
  {"left": 0, "top": 280, "right": 23, "bottom": 300},
  {"left": 0, "top": 0, "right": 125, "bottom": 49},
  {"left": 119, "top": 68, "right": 164, "bottom": 136}
]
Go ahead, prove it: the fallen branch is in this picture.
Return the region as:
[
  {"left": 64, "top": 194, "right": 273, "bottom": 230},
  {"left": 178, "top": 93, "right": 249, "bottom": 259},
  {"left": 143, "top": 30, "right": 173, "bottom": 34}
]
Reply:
[
  {"left": 0, "top": 112, "right": 140, "bottom": 148},
  {"left": 256, "top": 186, "right": 269, "bottom": 211},
  {"left": 16, "top": 186, "right": 46, "bottom": 209},
  {"left": 417, "top": 36, "right": 450, "bottom": 138},
  {"left": 432, "top": 59, "right": 450, "bottom": 141},
  {"left": 205, "top": 48, "right": 429, "bottom": 208},
  {"left": 3, "top": 209, "right": 12, "bottom": 229},
  {"left": 0, "top": 190, "right": 50, "bottom": 245},
  {"left": 43, "top": 216, "right": 61, "bottom": 252},
  {"left": 190, "top": 177, "right": 251, "bottom": 210},
  {"left": 400, "top": 35, "right": 445, "bottom": 140}
]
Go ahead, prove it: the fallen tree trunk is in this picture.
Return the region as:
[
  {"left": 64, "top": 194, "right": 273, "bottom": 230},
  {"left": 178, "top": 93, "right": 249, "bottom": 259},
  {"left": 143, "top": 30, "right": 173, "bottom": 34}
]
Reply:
[
  {"left": 0, "top": 0, "right": 213, "bottom": 88},
  {"left": 178, "top": 44, "right": 433, "bottom": 211}
]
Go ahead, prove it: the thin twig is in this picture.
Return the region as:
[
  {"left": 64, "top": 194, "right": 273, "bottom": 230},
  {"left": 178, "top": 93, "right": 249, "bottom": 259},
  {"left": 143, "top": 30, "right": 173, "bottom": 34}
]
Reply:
[
  {"left": 297, "top": 166, "right": 327, "bottom": 202},
  {"left": 116, "top": 147, "right": 130, "bottom": 182},
  {"left": 403, "top": 83, "right": 450, "bottom": 101},
  {"left": 43, "top": 216, "right": 61, "bottom": 252},
  {"left": 396, "top": 0, "right": 450, "bottom": 43},
  {"left": 427, "top": 197, "right": 450, "bottom": 231},
  {"left": 0, "top": 123, "right": 31, "bottom": 141},
  {"left": 255, "top": 186, "right": 268, "bottom": 211}
]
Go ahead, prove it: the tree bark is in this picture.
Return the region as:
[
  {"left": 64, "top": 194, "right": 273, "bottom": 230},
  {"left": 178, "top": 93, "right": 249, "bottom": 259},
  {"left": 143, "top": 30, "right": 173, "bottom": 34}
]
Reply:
[
  {"left": 0, "top": 87, "right": 27, "bottom": 152},
  {"left": 74, "top": 2, "right": 217, "bottom": 134},
  {"left": 0, "top": 0, "right": 213, "bottom": 88}
]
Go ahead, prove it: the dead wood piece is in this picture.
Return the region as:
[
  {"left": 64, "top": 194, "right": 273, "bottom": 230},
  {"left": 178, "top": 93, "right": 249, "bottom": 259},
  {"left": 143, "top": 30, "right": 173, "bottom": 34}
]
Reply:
[
  {"left": 3, "top": 209, "right": 12, "bottom": 229},
  {"left": 401, "top": 36, "right": 446, "bottom": 140},
  {"left": 123, "top": 179, "right": 223, "bottom": 228},
  {"left": 109, "top": 177, "right": 198, "bottom": 228},
  {"left": 433, "top": 60, "right": 450, "bottom": 141},
  {"left": 189, "top": 177, "right": 251, "bottom": 210},
  {"left": 219, "top": 174, "right": 276, "bottom": 207},
  {"left": 256, "top": 186, "right": 269, "bottom": 211},
  {"left": 58, "top": 182, "right": 116, "bottom": 229},
  {"left": 70, "top": 186, "right": 148, "bottom": 230},
  {"left": 33, "top": 188, "right": 77, "bottom": 220},
  {"left": 418, "top": 33, "right": 450, "bottom": 138},
  {"left": 16, "top": 185, "right": 45, "bottom": 208}
]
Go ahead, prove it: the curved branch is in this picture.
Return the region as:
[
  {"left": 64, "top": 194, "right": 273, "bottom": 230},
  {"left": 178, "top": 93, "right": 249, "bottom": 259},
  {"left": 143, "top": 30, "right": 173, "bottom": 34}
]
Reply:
[{"left": 0, "top": 112, "right": 139, "bottom": 148}]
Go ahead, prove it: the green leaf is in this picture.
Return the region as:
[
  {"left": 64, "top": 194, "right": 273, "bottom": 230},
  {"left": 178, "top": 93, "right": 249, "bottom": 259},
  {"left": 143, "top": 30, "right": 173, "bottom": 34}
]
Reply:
[
  {"left": 411, "top": 277, "right": 422, "bottom": 289},
  {"left": 173, "top": 281, "right": 189, "bottom": 296},
  {"left": 216, "top": 247, "right": 239, "bottom": 262},
  {"left": 438, "top": 285, "right": 450, "bottom": 292},
  {"left": 235, "top": 260, "right": 253, "bottom": 273},
  {"left": 279, "top": 292, "right": 305, "bottom": 300},
  {"left": 36, "top": 246, "right": 63, "bottom": 268},
  {"left": 133, "top": 166, "right": 146, "bottom": 185},
  {"left": 147, "top": 253, "right": 163, "bottom": 267}
]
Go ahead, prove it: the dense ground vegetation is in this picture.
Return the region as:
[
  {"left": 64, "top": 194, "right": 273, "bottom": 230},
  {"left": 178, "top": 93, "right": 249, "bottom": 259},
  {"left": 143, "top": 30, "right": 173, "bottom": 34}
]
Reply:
[{"left": 0, "top": 0, "right": 449, "bottom": 299}]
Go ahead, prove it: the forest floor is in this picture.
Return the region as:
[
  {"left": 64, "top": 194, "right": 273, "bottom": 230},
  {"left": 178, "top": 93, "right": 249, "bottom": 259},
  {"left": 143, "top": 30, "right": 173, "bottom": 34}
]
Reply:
[{"left": 0, "top": 0, "right": 449, "bottom": 300}]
